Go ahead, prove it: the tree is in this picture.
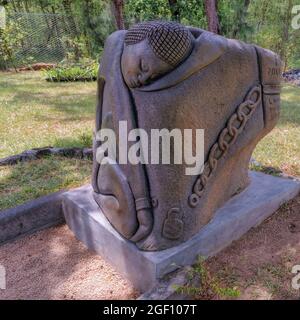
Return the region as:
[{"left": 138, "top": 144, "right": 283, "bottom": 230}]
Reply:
[
  {"left": 0, "top": 20, "right": 25, "bottom": 70},
  {"left": 279, "top": 0, "right": 293, "bottom": 69},
  {"left": 111, "top": 0, "right": 125, "bottom": 29},
  {"left": 168, "top": 0, "right": 181, "bottom": 22},
  {"left": 231, "top": 0, "right": 251, "bottom": 38},
  {"left": 204, "top": 0, "right": 221, "bottom": 34},
  {"left": 2, "top": 0, "right": 300, "bottom": 69}
]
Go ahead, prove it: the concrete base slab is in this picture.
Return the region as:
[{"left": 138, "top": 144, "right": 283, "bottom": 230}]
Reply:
[{"left": 62, "top": 171, "right": 300, "bottom": 292}]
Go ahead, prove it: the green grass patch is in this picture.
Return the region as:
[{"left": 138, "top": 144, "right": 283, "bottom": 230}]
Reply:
[
  {"left": 0, "top": 71, "right": 96, "bottom": 158},
  {"left": 253, "top": 84, "right": 300, "bottom": 177},
  {"left": 174, "top": 257, "right": 240, "bottom": 299},
  {"left": 0, "top": 156, "right": 92, "bottom": 211}
]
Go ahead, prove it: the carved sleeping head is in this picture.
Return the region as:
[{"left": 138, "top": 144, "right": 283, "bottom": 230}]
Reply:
[{"left": 121, "top": 21, "right": 194, "bottom": 88}]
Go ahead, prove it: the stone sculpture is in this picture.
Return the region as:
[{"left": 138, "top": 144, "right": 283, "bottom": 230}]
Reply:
[{"left": 92, "top": 20, "right": 282, "bottom": 251}]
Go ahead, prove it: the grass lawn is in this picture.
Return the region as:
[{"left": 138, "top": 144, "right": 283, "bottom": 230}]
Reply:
[
  {"left": 0, "top": 71, "right": 95, "bottom": 210},
  {"left": 0, "top": 71, "right": 96, "bottom": 158},
  {"left": 0, "top": 156, "right": 92, "bottom": 210},
  {"left": 253, "top": 84, "right": 300, "bottom": 177},
  {"left": 0, "top": 71, "right": 299, "bottom": 211}
]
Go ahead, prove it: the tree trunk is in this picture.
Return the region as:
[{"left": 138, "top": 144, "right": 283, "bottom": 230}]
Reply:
[
  {"left": 232, "top": 0, "right": 251, "bottom": 38},
  {"left": 168, "top": 0, "right": 181, "bottom": 22},
  {"left": 62, "top": 0, "right": 79, "bottom": 37},
  {"left": 83, "top": 0, "right": 105, "bottom": 48},
  {"left": 280, "top": 0, "right": 293, "bottom": 70},
  {"left": 204, "top": 0, "right": 221, "bottom": 34},
  {"left": 112, "top": 0, "right": 125, "bottom": 30}
]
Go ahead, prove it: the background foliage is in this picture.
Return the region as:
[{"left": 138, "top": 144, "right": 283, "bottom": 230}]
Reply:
[{"left": 0, "top": 0, "right": 299, "bottom": 70}]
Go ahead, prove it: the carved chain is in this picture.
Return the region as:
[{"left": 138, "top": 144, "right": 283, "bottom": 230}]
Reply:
[{"left": 188, "top": 85, "right": 262, "bottom": 208}]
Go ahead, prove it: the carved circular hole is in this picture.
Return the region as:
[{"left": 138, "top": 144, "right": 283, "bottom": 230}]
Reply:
[{"left": 189, "top": 194, "right": 199, "bottom": 208}]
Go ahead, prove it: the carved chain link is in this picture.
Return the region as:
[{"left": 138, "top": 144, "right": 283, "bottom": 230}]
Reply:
[{"left": 188, "top": 85, "right": 262, "bottom": 208}]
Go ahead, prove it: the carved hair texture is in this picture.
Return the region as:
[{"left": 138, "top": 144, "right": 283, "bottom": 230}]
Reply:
[{"left": 125, "top": 21, "right": 194, "bottom": 67}]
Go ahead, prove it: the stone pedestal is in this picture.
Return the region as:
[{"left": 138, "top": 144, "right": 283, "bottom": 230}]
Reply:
[{"left": 62, "top": 171, "right": 300, "bottom": 292}]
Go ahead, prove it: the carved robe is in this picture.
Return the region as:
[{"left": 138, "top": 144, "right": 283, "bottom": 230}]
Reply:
[{"left": 92, "top": 27, "right": 282, "bottom": 251}]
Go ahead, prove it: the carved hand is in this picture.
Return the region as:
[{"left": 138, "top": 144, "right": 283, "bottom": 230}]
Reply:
[{"left": 130, "top": 208, "right": 153, "bottom": 243}]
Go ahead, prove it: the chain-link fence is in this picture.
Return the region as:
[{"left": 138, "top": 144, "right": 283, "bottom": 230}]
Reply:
[{"left": 5, "top": 11, "right": 80, "bottom": 67}]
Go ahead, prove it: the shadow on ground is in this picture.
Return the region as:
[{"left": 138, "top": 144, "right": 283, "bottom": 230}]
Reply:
[{"left": 0, "top": 224, "right": 138, "bottom": 300}]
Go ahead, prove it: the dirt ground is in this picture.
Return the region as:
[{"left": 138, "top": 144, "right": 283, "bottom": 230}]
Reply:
[
  {"left": 0, "top": 194, "right": 299, "bottom": 300},
  {"left": 0, "top": 225, "right": 138, "bottom": 300},
  {"left": 207, "top": 193, "right": 300, "bottom": 300}
]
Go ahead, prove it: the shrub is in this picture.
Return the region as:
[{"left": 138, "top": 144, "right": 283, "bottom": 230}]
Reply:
[
  {"left": 44, "top": 60, "right": 98, "bottom": 82},
  {"left": 0, "top": 19, "right": 26, "bottom": 70}
]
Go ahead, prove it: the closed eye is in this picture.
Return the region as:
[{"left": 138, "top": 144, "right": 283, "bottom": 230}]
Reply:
[{"left": 151, "top": 72, "right": 162, "bottom": 80}]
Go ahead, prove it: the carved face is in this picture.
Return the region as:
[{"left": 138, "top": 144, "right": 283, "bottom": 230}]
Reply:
[{"left": 121, "top": 39, "right": 174, "bottom": 88}]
